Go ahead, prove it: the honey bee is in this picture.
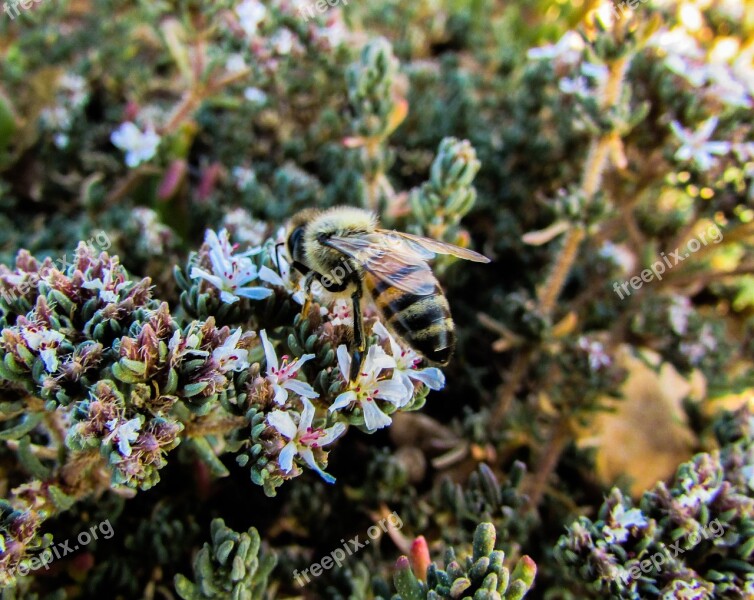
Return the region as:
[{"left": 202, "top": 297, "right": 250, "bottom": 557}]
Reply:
[{"left": 285, "top": 206, "right": 490, "bottom": 380}]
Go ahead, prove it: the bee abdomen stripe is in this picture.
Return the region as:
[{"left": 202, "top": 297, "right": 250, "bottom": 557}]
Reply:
[
  {"left": 388, "top": 297, "right": 448, "bottom": 331},
  {"left": 412, "top": 319, "right": 455, "bottom": 341}
]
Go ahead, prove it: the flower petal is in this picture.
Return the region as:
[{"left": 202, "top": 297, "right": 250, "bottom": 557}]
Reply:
[
  {"left": 298, "top": 447, "right": 336, "bottom": 484},
  {"left": 408, "top": 367, "right": 446, "bottom": 390},
  {"left": 289, "top": 353, "right": 315, "bottom": 372},
  {"left": 258, "top": 265, "right": 285, "bottom": 286},
  {"left": 374, "top": 378, "right": 412, "bottom": 405},
  {"left": 336, "top": 345, "right": 351, "bottom": 380},
  {"left": 329, "top": 390, "right": 356, "bottom": 413},
  {"left": 235, "top": 286, "right": 274, "bottom": 300},
  {"left": 362, "top": 399, "right": 392, "bottom": 431},
  {"left": 278, "top": 440, "right": 297, "bottom": 474},
  {"left": 298, "top": 397, "right": 316, "bottom": 432},
  {"left": 284, "top": 379, "right": 319, "bottom": 399},
  {"left": 272, "top": 385, "right": 288, "bottom": 406},
  {"left": 267, "top": 410, "right": 297, "bottom": 439},
  {"left": 318, "top": 422, "right": 347, "bottom": 446},
  {"left": 260, "top": 329, "right": 279, "bottom": 371}
]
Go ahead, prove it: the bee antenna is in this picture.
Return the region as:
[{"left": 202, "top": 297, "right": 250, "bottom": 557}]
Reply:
[{"left": 273, "top": 241, "right": 285, "bottom": 276}]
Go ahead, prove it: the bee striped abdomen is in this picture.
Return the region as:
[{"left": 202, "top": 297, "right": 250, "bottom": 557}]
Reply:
[{"left": 366, "top": 274, "right": 455, "bottom": 365}]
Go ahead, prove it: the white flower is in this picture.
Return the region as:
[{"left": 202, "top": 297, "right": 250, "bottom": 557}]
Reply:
[
  {"left": 225, "top": 53, "right": 247, "bottom": 73},
  {"left": 243, "top": 87, "right": 268, "bottom": 105},
  {"left": 577, "top": 337, "right": 611, "bottom": 371},
  {"left": 231, "top": 166, "right": 257, "bottom": 190},
  {"left": 222, "top": 208, "right": 267, "bottom": 246},
  {"left": 318, "top": 22, "right": 347, "bottom": 47},
  {"left": 668, "top": 296, "right": 692, "bottom": 335},
  {"left": 328, "top": 299, "right": 352, "bottom": 327},
  {"left": 168, "top": 327, "right": 209, "bottom": 364},
  {"left": 40, "top": 106, "right": 72, "bottom": 131},
  {"left": 260, "top": 330, "right": 318, "bottom": 405},
  {"left": 373, "top": 321, "right": 445, "bottom": 396},
  {"left": 111, "top": 122, "right": 161, "bottom": 168},
  {"left": 212, "top": 328, "right": 250, "bottom": 373},
  {"left": 236, "top": 0, "right": 266, "bottom": 37},
  {"left": 649, "top": 27, "right": 703, "bottom": 60},
  {"left": 267, "top": 398, "right": 346, "bottom": 483},
  {"left": 527, "top": 31, "right": 584, "bottom": 65},
  {"left": 105, "top": 415, "right": 143, "bottom": 457},
  {"left": 132, "top": 207, "right": 173, "bottom": 254},
  {"left": 670, "top": 117, "right": 731, "bottom": 171},
  {"left": 680, "top": 324, "right": 717, "bottom": 366},
  {"left": 190, "top": 229, "right": 276, "bottom": 304},
  {"left": 581, "top": 62, "right": 608, "bottom": 85},
  {"left": 54, "top": 133, "right": 70, "bottom": 149},
  {"left": 665, "top": 55, "right": 707, "bottom": 87},
  {"left": 328, "top": 345, "right": 410, "bottom": 431},
  {"left": 20, "top": 325, "right": 65, "bottom": 373},
  {"left": 559, "top": 76, "right": 589, "bottom": 96},
  {"left": 602, "top": 505, "right": 648, "bottom": 544},
  {"left": 706, "top": 65, "right": 752, "bottom": 108},
  {"left": 81, "top": 268, "right": 125, "bottom": 303},
  {"left": 271, "top": 28, "right": 295, "bottom": 55},
  {"left": 598, "top": 242, "right": 635, "bottom": 274}
]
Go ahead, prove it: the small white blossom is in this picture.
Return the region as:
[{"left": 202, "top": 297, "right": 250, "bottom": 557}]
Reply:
[
  {"left": 559, "top": 76, "right": 590, "bottom": 96},
  {"left": 328, "top": 345, "right": 410, "bottom": 431},
  {"left": 190, "top": 228, "right": 276, "bottom": 304},
  {"left": 670, "top": 117, "right": 731, "bottom": 171},
  {"left": 598, "top": 242, "right": 635, "bottom": 274},
  {"left": 328, "top": 299, "right": 353, "bottom": 327},
  {"left": 602, "top": 505, "right": 648, "bottom": 544},
  {"left": 81, "top": 268, "right": 126, "bottom": 303},
  {"left": 373, "top": 321, "right": 445, "bottom": 396},
  {"left": 236, "top": 0, "right": 266, "bottom": 38},
  {"left": 527, "top": 31, "right": 584, "bottom": 65},
  {"left": 318, "top": 22, "right": 347, "bottom": 47},
  {"left": 212, "top": 328, "right": 250, "bottom": 373},
  {"left": 231, "top": 166, "right": 257, "bottom": 190},
  {"left": 53, "top": 133, "right": 70, "bottom": 149},
  {"left": 222, "top": 208, "right": 267, "bottom": 246},
  {"left": 577, "top": 337, "right": 611, "bottom": 371},
  {"left": 706, "top": 65, "right": 752, "bottom": 108},
  {"left": 260, "top": 329, "right": 318, "bottom": 405},
  {"left": 271, "top": 28, "right": 295, "bottom": 55},
  {"left": 225, "top": 53, "right": 247, "bottom": 73},
  {"left": 680, "top": 324, "right": 717, "bottom": 366},
  {"left": 105, "top": 415, "right": 143, "bottom": 457},
  {"left": 244, "top": 87, "right": 268, "bottom": 105},
  {"left": 132, "top": 207, "right": 173, "bottom": 254},
  {"left": 111, "top": 122, "right": 161, "bottom": 168},
  {"left": 668, "top": 296, "right": 692, "bottom": 336},
  {"left": 168, "top": 327, "right": 209, "bottom": 364},
  {"left": 20, "top": 325, "right": 65, "bottom": 373},
  {"left": 267, "top": 398, "right": 346, "bottom": 483}
]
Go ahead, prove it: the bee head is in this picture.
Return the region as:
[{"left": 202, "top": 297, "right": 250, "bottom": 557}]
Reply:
[{"left": 286, "top": 209, "right": 319, "bottom": 269}]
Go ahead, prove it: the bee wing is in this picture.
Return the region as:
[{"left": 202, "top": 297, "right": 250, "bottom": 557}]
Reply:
[
  {"left": 375, "top": 229, "right": 490, "bottom": 263},
  {"left": 324, "top": 233, "right": 438, "bottom": 295}
]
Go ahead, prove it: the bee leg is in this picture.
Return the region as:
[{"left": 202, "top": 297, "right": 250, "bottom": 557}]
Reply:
[
  {"left": 301, "top": 272, "right": 315, "bottom": 316},
  {"left": 349, "top": 281, "right": 366, "bottom": 382}
]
